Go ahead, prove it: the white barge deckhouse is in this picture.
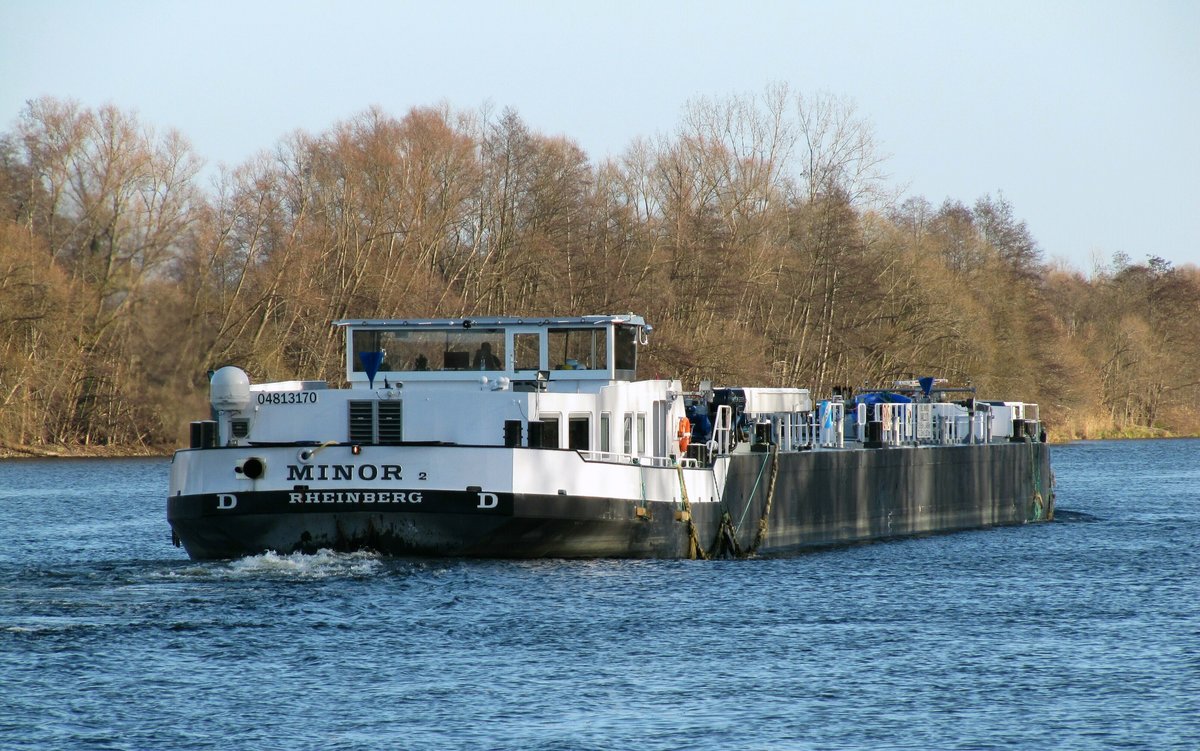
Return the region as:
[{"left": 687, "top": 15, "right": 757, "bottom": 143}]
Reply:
[{"left": 167, "top": 314, "right": 1053, "bottom": 560}]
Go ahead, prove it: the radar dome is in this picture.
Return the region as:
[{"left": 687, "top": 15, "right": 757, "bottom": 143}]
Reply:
[{"left": 210, "top": 366, "right": 251, "bottom": 412}]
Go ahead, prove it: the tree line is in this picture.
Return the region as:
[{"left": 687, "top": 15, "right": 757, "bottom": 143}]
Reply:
[{"left": 2, "top": 87, "right": 1198, "bottom": 452}]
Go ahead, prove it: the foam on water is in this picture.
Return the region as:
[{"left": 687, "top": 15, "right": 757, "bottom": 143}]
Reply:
[{"left": 220, "top": 548, "right": 383, "bottom": 579}]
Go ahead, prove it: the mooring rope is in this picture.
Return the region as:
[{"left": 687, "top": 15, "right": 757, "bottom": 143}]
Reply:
[
  {"left": 678, "top": 443, "right": 780, "bottom": 559},
  {"left": 676, "top": 461, "right": 709, "bottom": 560},
  {"left": 1026, "top": 435, "right": 1045, "bottom": 521},
  {"left": 749, "top": 443, "right": 781, "bottom": 554},
  {"left": 734, "top": 449, "right": 773, "bottom": 533},
  {"left": 639, "top": 460, "right": 647, "bottom": 505}
]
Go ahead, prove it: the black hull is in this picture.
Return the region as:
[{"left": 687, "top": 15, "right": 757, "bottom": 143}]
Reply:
[{"left": 168, "top": 442, "right": 1052, "bottom": 560}]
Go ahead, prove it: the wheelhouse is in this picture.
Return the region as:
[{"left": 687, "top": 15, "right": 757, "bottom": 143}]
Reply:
[{"left": 338, "top": 314, "right": 647, "bottom": 390}]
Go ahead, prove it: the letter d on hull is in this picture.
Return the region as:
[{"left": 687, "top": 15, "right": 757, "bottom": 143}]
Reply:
[
  {"left": 477, "top": 492, "right": 499, "bottom": 509},
  {"left": 216, "top": 493, "right": 238, "bottom": 510}
]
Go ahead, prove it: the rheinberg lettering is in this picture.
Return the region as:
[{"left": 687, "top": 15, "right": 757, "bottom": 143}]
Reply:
[{"left": 288, "top": 491, "right": 423, "bottom": 504}]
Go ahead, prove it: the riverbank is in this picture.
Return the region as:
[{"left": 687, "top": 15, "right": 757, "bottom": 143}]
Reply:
[
  {"left": 0, "top": 443, "right": 171, "bottom": 459},
  {"left": 4, "top": 430, "right": 1196, "bottom": 459},
  {"left": 1054, "top": 425, "right": 1194, "bottom": 442}
]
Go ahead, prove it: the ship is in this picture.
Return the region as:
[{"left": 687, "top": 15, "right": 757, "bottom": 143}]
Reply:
[{"left": 167, "top": 314, "right": 1053, "bottom": 560}]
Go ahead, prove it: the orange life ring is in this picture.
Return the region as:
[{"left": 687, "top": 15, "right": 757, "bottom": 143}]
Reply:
[{"left": 677, "top": 417, "right": 691, "bottom": 454}]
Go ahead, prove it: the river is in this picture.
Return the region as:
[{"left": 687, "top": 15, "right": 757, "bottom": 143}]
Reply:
[{"left": 1, "top": 439, "right": 1197, "bottom": 750}]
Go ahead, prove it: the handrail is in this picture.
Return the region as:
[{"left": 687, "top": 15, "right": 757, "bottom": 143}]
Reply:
[{"left": 711, "top": 404, "right": 733, "bottom": 459}]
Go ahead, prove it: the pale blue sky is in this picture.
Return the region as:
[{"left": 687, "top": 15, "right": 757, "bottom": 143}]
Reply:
[{"left": 2, "top": 0, "right": 1197, "bottom": 273}]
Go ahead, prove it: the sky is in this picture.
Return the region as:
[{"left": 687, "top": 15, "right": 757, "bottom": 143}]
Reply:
[{"left": 2, "top": 0, "right": 1197, "bottom": 274}]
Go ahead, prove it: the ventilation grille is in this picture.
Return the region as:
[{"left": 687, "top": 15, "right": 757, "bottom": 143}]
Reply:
[
  {"left": 348, "top": 400, "right": 403, "bottom": 445},
  {"left": 348, "top": 401, "right": 376, "bottom": 443},
  {"left": 377, "top": 402, "right": 403, "bottom": 444}
]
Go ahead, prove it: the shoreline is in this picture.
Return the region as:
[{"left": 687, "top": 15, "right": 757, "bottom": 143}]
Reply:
[
  {"left": 0, "top": 444, "right": 173, "bottom": 460},
  {"left": 4, "top": 433, "right": 1197, "bottom": 460}
]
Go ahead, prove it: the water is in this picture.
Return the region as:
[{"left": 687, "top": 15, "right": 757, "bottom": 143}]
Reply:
[{"left": 1, "top": 441, "right": 1197, "bottom": 750}]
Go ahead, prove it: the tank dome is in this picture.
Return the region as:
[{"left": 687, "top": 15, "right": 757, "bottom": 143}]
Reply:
[{"left": 210, "top": 366, "right": 251, "bottom": 412}]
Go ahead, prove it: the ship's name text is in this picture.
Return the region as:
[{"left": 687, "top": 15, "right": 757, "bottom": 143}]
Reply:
[{"left": 286, "top": 463, "right": 403, "bottom": 482}]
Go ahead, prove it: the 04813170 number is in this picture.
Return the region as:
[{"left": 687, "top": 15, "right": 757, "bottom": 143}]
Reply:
[{"left": 256, "top": 391, "right": 319, "bottom": 405}]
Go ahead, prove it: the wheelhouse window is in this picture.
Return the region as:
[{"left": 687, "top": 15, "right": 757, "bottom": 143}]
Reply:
[
  {"left": 549, "top": 327, "right": 607, "bottom": 371},
  {"left": 351, "top": 328, "right": 506, "bottom": 372},
  {"left": 513, "top": 332, "right": 540, "bottom": 371},
  {"left": 615, "top": 325, "right": 637, "bottom": 373}
]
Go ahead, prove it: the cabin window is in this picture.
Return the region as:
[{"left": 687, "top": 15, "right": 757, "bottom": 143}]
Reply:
[
  {"left": 540, "top": 415, "right": 560, "bottom": 448},
  {"left": 549, "top": 328, "right": 607, "bottom": 371},
  {"left": 351, "top": 328, "right": 505, "bottom": 372},
  {"left": 513, "top": 333, "right": 540, "bottom": 371},
  {"left": 623, "top": 415, "right": 633, "bottom": 455},
  {"left": 568, "top": 415, "right": 590, "bottom": 451},
  {"left": 600, "top": 413, "right": 611, "bottom": 453},
  {"left": 636, "top": 413, "right": 646, "bottom": 454}
]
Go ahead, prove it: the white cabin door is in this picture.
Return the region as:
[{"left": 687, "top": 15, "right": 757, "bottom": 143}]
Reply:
[{"left": 653, "top": 400, "right": 668, "bottom": 457}]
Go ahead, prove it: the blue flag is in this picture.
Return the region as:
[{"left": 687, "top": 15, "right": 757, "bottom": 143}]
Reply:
[
  {"left": 359, "top": 351, "right": 384, "bottom": 388},
  {"left": 918, "top": 376, "right": 935, "bottom": 397}
]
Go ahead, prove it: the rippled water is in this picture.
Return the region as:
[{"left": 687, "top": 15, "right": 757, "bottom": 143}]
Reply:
[{"left": 2, "top": 441, "right": 1198, "bottom": 750}]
